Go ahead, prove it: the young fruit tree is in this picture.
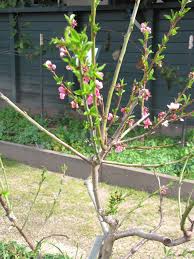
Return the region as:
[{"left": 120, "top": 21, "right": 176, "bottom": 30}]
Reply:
[{"left": 0, "top": 0, "right": 194, "bottom": 258}]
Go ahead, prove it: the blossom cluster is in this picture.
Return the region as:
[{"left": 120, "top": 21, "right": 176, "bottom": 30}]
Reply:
[{"left": 140, "top": 23, "right": 151, "bottom": 34}]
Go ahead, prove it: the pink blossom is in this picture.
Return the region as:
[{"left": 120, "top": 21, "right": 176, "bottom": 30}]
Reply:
[
  {"left": 45, "top": 60, "right": 52, "bottom": 67},
  {"left": 167, "top": 102, "right": 181, "bottom": 110},
  {"left": 95, "top": 88, "right": 100, "bottom": 97},
  {"left": 87, "top": 95, "right": 93, "bottom": 106},
  {"left": 60, "top": 52, "right": 65, "bottom": 58},
  {"left": 45, "top": 60, "right": 56, "bottom": 71},
  {"left": 121, "top": 107, "right": 126, "bottom": 113},
  {"left": 52, "top": 64, "right": 56, "bottom": 71},
  {"left": 189, "top": 71, "right": 194, "bottom": 80},
  {"left": 143, "top": 107, "right": 149, "bottom": 116},
  {"left": 128, "top": 119, "right": 135, "bottom": 127},
  {"left": 59, "top": 93, "right": 65, "bottom": 99},
  {"left": 115, "top": 144, "right": 125, "bottom": 153},
  {"left": 59, "top": 47, "right": 66, "bottom": 53},
  {"left": 70, "top": 100, "right": 79, "bottom": 109},
  {"left": 83, "top": 76, "right": 90, "bottom": 84},
  {"left": 139, "top": 89, "right": 151, "bottom": 101},
  {"left": 95, "top": 80, "right": 103, "bottom": 89},
  {"left": 162, "top": 120, "right": 169, "bottom": 127},
  {"left": 158, "top": 111, "right": 166, "bottom": 121},
  {"left": 97, "top": 72, "right": 104, "bottom": 79},
  {"left": 66, "top": 65, "right": 72, "bottom": 71},
  {"left": 143, "top": 118, "right": 152, "bottom": 129},
  {"left": 160, "top": 185, "right": 168, "bottom": 196},
  {"left": 140, "top": 23, "right": 151, "bottom": 34},
  {"left": 170, "top": 113, "right": 178, "bottom": 121},
  {"left": 107, "top": 113, "right": 113, "bottom": 121},
  {"left": 58, "top": 86, "right": 68, "bottom": 100},
  {"left": 71, "top": 19, "right": 77, "bottom": 28},
  {"left": 59, "top": 47, "right": 68, "bottom": 58},
  {"left": 82, "top": 65, "right": 89, "bottom": 73}
]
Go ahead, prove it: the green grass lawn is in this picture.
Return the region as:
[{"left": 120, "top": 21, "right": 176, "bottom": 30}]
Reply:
[
  {"left": 0, "top": 159, "right": 193, "bottom": 258},
  {"left": 0, "top": 107, "right": 193, "bottom": 179}
]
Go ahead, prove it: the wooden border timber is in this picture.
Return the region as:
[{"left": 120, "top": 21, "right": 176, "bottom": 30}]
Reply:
[{"left": 0, "top": 140, "right": 193, "bottom": 199}]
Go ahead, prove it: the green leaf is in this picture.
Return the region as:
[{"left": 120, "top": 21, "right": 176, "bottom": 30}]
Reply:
[{"left": 53, "top": 75, "right": 64, "bottom": 85}]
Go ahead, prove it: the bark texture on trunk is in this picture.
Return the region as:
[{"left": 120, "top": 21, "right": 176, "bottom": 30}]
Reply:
[{"left": 99, "top": 235, "right": 114, "bottom": 259}]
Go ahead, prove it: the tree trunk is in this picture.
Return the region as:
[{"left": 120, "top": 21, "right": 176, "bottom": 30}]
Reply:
[{"left": 99, "top": 235, "right": 114, "bottom": 259}]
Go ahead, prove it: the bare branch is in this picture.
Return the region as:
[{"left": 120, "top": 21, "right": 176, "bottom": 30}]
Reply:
[
  {"left": 0, "top": 92, "right": 91, "bottom": 164},
  {"left": 115, "top": 229, "right": 191, "bottom": 247},
  {"left": 0, "top": 194, "right": 35, "bottom": 251},
  {"left": 119, "top": 114, "right": 150, "bottom": 140},
  {"left": 178, "top": 158, "right": 189, "bottom": 220},
  {"left": 180, "top": 200, "right": 194, "bottom": 235},
  {"left": 123, "top": 172, "right": 165, "bottom": 259}
]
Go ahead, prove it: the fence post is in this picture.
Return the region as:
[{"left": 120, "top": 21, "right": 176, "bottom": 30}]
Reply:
[
  {"left": 9, "top": 13, "right": 18, "bottom": 102},
  {"left": 149, "top": 8, "right": 158, "bottom": 118}
]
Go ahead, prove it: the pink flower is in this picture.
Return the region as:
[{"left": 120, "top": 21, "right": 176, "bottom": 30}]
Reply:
[
  {"left": 167, "top": 102, "right": 181, "bottom": 110},
  {"left": 143, "top": 107, "right": 149, "bottom": 116},
  {"left": 45, "top": 60, "right": 56, "bottom": 71},
  {"left": 59, "top": 47, "right": 66, "bottom": 53},
  {"left": 162, "top": 120, "right": 169, "bottom": 127},
  {"left": 121, "top": 107, "right": 126, "bottom": 113},
  {"left": 160, "top": 185, "right": 168, "bottom": 196},
  {"left": 45, "top": 60, "right": 52, "bottom": 67},
  {"left": 139, "top": 89, "right": 151, "bottom": 101},
  {"left": 107, "top": 113, "right": 113, "bottom": 121},
  {"left": 95, "top": 80, "right": 103, "bottom": 89},
  {"left": 140, "top": 23, "right": 151, "bottom": 34},
  {"left": 52, "top": 64, "right": 56, "bottom": 71},
  {"left": 128, "top": 119, "right": 135, "bottom": 127},
  {"left": 82, "top": 65, "right": 89, "bottom": 73},
  {"left": 58, "top": 86, "right": 68, "bottom": 100},
  {"left": 87, "top": 95, "right": 93, "bottom": 105},
  {"left": 70, "top": 101, "right": 79, "bottom": 109},
  {"left": 60, "top": 52, "right": 65, "bottom": 58},
  {"left": 97, "top": 72, "right": 104, "bottom": 79},
  {"left": 95, "top": 88, "right": 100, "bottom": 97},
  {"left": 143, "top": 118, "right": 152, "bottom": 129},
  {"left": 83, "top": 76, "right": 90, "bottom": 84},
  {"left": 71, "top": 19, "right": 77, "bottom": 28},
  {"left": 87, "top": 89, "right": 101, "bottom": 105},
  {"left": 170, "top": 113, "right": 178, "bottom": 121},
  {"left": 158, "top": 111, "right": 166, "bottom": 121},
  {"left": 115, "top": 144, "right": 124, "bottom": 153},
  {"left": 189, "top": 71, "right": 194, "bottom": 80},
  {"left": 66, "top": 65, "right": 72, "bottom": 71}
]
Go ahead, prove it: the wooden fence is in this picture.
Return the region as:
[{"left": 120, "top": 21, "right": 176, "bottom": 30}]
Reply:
[{"left": 0, "top": 3, "right": 193, "bottom": 122}]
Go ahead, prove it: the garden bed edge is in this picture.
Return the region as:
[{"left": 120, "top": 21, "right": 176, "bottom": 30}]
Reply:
[{"left": 0, "top": 140, "right": 193, "bottom": 199}]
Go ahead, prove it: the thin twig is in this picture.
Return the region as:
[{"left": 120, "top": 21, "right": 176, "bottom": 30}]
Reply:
[
  {"left": 0, "top": 194, "right": 35, "bottom": 251},
  {"left": 120, "top": 114, "right": 150, "bottom": 140},
  {"left": 22, "top": 169, "right": 47, "bottom": 230},
  {"left": 178, "top": 158, "right": 189, "bottom": 221},
  {"left": 102, "top": 0, "right": 141, "bottom": 141}
]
